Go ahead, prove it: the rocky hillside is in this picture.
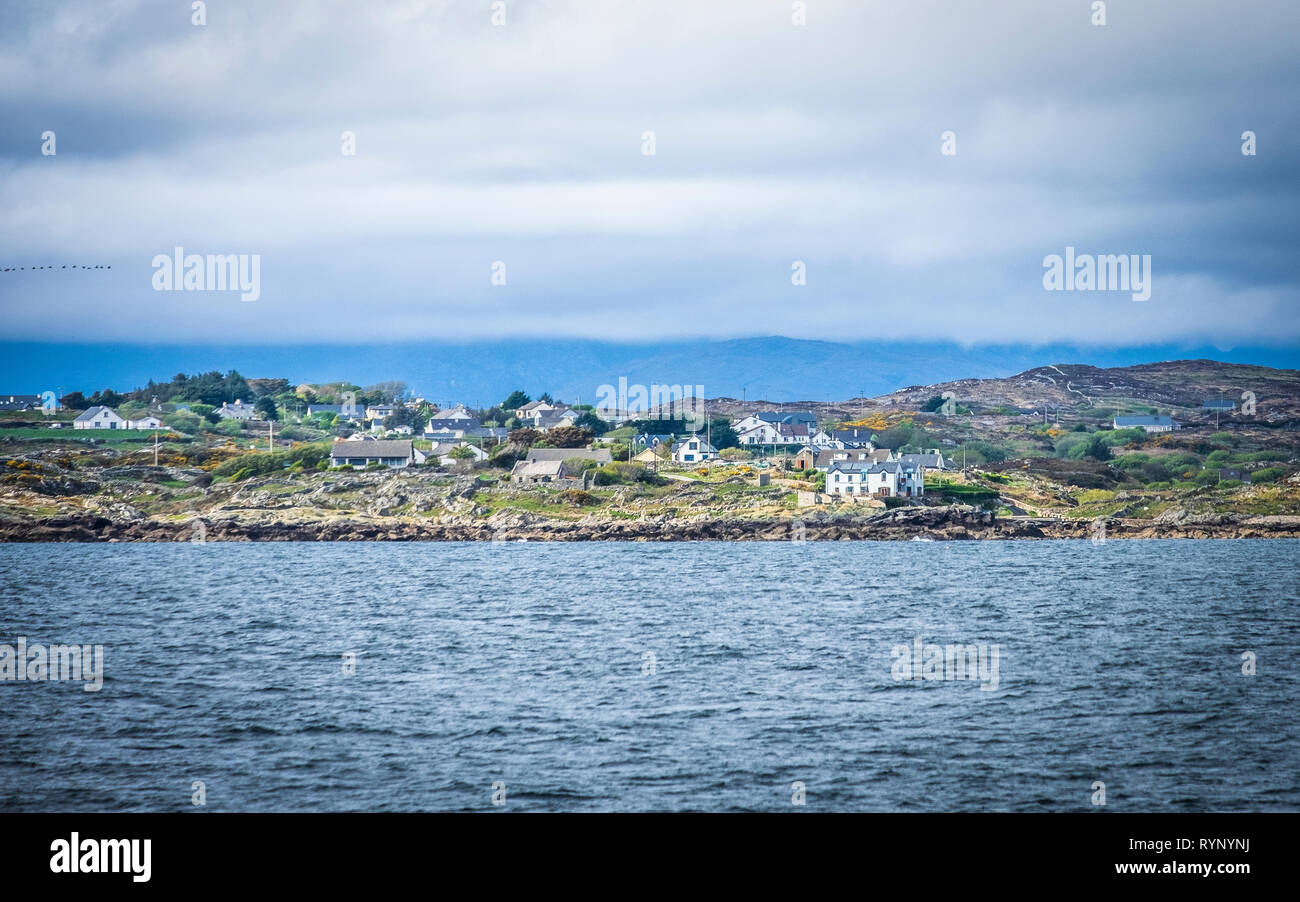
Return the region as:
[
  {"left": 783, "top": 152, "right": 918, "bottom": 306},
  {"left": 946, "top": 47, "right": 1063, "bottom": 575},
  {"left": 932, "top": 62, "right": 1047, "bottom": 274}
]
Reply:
[{"left": 709, "top": 359, "right": 1300, "bottom": 424}]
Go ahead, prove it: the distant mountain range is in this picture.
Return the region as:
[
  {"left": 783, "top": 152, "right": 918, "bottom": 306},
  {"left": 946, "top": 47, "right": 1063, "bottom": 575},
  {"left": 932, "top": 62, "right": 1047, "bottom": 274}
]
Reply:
[
  {"left": 1, "top": 338, "right": 1296, "bottom": 406},
  {"left": 708, "top": 359, "right": 1300, "bottom": 425}
]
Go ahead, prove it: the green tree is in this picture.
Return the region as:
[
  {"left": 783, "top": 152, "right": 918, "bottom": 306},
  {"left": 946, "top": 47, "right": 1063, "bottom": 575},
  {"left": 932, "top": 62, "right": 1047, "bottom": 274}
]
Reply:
[
  {"left": 502, "top": 390, "right": 531, "bottom": 411},
  {"left": 255, "top": 396, "right": 280, "bottom": 421}
]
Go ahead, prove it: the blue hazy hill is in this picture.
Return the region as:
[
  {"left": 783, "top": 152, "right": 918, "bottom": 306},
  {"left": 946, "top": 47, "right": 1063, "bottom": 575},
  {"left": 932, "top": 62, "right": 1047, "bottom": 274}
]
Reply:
[{"left": 2, "top": 338, "right": 1296, "bottom": 405}]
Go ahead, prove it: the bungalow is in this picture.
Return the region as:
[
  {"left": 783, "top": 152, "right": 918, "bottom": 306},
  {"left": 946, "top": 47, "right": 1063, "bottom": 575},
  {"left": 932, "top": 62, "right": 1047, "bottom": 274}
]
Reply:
[
  {"left": 425, "top": 414, "right": 481, "bottom": 432},
  {"left": 73, "top": 406, "right": 126, "bottom": 430},
  {"left": 1115, "top": 415, "right": 1180, "bottom": 433},
  {"left": 306, "top": 403, "right": 363, "bottom": 420},
  {"left": 365, "top": 404, "right": 398, "bottom": 422},
  {"left": 429, "top": 441, "right": 488, "bottom": 465},
  {"left": 433, "top": 404, "right": 478, "bottom": 422},
  {"left": 510, "top": 459, "right": 573, "bottom": 484},
  {"left": 672, "top": 435, "right": 717, "bottom": 463},
  {"left": 632, "top": 447, "right": 663, "bottom": 464},
  {"left": 126, "top": 415, "right": 164, "bottom": 430},
  {"left": 215, "top": 399, "right": 257, "bottom": 420},
  {"left": 329, "top": 439, "right": 427, "bottom": 469},
  {"left": 1219, "top": 467, "right": 1251, "bottom": 483},
  {"left": 526, "top": 448, "right": 613, "bottom": 464},
  {"left": 897, "top": 451, "right": 951, "bottom": 471}
]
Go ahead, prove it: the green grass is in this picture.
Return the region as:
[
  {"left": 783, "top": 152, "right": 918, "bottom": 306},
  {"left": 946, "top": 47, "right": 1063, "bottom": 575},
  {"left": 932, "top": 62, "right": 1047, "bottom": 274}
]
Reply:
[{"left": 0, "top": 427, "right": 154, "bottom": 443}]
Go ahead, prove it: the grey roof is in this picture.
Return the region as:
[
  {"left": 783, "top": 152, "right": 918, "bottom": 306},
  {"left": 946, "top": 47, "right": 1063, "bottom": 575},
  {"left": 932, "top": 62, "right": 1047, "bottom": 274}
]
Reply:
[
  {"left": 74, "top": 406, "right": 118, "bottom": 422},
  {"left": 526, "top": 448, "right": 612, "bottom": 463},
  {"left": 426, "top": 417, "right": 480, "bottom": 431},
  {"left": 1115, "top": 416, "right": 1178, "bottom": 427},
  {"left": 330, "top": 439, "right": 414, "bottom": 459},
  {"left": 751, "top": 410, "right": 817, "bottom": 425},
  {"left": 511, "top": 459, "right": 569, "bottom": 478},
  {"left": 831, "top": 459, "right": 904, "bottom": 474},
  {"left": 830, "top": 428, "right": 873, "bottom": 443},
  {"left": 897, "top": 453, "right": 945, "bottom": 468},
  {"left": 815, "top": 448, "right": 889, "bottom": 466},
  {"left": 535, "top": 409, "right": 579, "bottom": 428},
  {"left": 1201, "top": 400, "right": 1235, "bottom": 410}
]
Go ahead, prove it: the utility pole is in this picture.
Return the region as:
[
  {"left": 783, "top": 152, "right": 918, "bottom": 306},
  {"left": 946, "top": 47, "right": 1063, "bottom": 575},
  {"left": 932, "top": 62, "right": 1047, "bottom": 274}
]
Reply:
[
  {"left": 268, "top": 419, "right": 274, "bottom": 452},
  {"left": 153, "top": 429, "right": 159, "bottom": 466}
]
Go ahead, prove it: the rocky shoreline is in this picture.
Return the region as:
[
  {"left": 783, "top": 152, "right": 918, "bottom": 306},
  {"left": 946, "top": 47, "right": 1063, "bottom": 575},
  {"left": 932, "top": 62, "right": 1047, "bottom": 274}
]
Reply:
[{"left": 5, "top": 505, "right": 1299, "bottom": 542}]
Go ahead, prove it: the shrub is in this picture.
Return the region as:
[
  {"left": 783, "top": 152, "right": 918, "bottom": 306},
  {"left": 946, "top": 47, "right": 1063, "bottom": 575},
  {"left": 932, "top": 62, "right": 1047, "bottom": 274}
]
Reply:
[
  {"left": 558, "top": 489, "right": 597, "bottom": 507},
  {"left": 1139, "top": 460, "right": 1171, "bottom": 483},
  {"left": 1251, "top": 467, "right": 1286, "bottom": 484}
]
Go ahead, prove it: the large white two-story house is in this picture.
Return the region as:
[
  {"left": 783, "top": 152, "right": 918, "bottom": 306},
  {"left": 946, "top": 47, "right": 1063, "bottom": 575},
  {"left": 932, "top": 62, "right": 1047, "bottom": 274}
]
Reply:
[
  {"left": 825, "top": 460, "right": 926, "bottom": 498},
  {"left": 672, "top": 435, "right": 717, "bottom": 463}
]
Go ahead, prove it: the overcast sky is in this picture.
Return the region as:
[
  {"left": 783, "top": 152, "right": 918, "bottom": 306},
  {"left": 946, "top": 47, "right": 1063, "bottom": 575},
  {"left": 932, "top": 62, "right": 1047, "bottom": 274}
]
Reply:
[{"left": 1, "top": 0, "right": 1296, "bottom": 348}]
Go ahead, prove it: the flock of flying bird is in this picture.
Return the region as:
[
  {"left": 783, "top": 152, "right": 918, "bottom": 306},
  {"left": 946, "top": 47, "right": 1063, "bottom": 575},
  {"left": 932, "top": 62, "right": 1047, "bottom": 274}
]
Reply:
[{"left": 1, "top": 264, "right": 111, "bottom": 272}]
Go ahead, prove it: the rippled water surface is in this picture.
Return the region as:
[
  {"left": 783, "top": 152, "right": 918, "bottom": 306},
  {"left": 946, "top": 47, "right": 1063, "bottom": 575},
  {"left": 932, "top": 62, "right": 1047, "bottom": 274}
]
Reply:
[{"left": 1, "top": 540, "right": 1297, "bottom": 812}]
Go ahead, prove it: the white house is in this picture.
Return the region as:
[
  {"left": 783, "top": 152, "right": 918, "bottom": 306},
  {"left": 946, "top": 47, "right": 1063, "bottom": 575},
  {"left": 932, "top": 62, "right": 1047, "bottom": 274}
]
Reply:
[
  {"left": 434, "top": 404, "right": 478, "bottom": 422},
  {"left": 126, "top": 415, "right": 164, "bottom": 430},
  {"left": 215, "top": 399, "right": 257, "bottom": 420},
  {"left": 825, "top": 460, "right": 926, "bottom": 498},
  {"left": 897, "top": 451, "right": 951, "bottom": 472},
  {"left": 736, "top": 421, "right": 781, "bottom": 446},
  {"left": 533, "top": 408, "right": 581, "bottom": 432},
  {"left": 1114, "top": 415, "right": 1180, "bottom": 433},
  {"left": 672, "top": 435, "right": 717, "bottom": 463},
  {"left": 516, "top": 399, "right": 557, "bottom": 422},
  {"left": 73, "top": 406, "right": 126, "bottom": 430},
  {"left": 328, "top": 439, "right": 427, "bottom": 469},
  {"left": 429, "top": 441, "right": 488, "bottom": 465}
]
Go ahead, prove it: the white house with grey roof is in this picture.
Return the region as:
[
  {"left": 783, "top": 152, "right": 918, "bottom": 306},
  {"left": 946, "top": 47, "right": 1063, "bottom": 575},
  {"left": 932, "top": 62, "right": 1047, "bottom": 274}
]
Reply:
[
  {"left": 329, "top": 439, "right": 426, "bottom": 469},
  {"left": 672, "top": 434, "right": 717, "bottom": 463},
  {"left": 215, "top": 399, "right": 257, "bottom": 420},
  {"left": 826, "top": 459, "right": 926, "bottom": 498},
  {"left": 1114, "top": 415, "right": 1180, "bottom": 433},
  {"left": 73, "top": 406, "right": 126, "bottom": 430}
]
